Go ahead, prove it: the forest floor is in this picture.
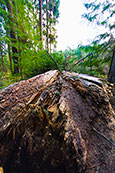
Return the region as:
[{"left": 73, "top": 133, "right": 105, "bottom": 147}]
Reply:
[{"left": 0, "top": 72, "right": 22, "bottom": 90}]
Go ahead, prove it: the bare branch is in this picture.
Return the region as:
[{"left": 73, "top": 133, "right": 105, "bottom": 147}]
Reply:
[
  {"left": 73, "top": 41, "right": 114, "bottom": 68},
  {"left": 73, "top": 53, "right": 93, "bottom": 68},
  {"left": 93, "top": 127, "right": 115, "bottom": 147},
  {"left": 45, "top": 50, "right": 60, "bottom": 71}
]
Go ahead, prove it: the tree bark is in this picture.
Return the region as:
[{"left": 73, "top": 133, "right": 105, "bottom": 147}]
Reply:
[
  {"left": 108, "top": 50, "right": 115, "bottom": 84},
  {"left": 8, "top": 44, "right": 13, "bottom": 74},
  {"left": 46, "top": 0, "right": 49, "bottom": 51},
  {"left": 0, "top": 70, "right": 115, "bottom": 173},
  {"left": 49, "top": 0, "right": 52, "bottom": 53},
  {"left": 7, "top": 0, "right": 19, "bottom": 74},
  {"left": 1, "top": 51, "right": 5, "bottom": 72},
  {"left": 39, "top": 0, "right": 43, "bottom": 43}
]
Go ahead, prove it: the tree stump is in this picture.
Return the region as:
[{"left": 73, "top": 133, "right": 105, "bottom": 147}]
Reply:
[{"left": 0, "top": 70, "right": 115, "bottom": 173}]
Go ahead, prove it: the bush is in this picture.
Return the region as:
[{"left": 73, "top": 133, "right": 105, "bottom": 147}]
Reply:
[{"left": 21, "top": 50, "right": 64, "bottom": 78}]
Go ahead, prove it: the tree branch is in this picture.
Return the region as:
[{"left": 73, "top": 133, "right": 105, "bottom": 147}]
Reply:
[
  {"left": 73, "top": 41, "right": 114, "bottom": 68},
  {"left": 73, "top": 53, "right": 93, "bottom": 68},
  {"left": 93, "top": 127, "right": 115, "bottom": 147},
  {"left": 45, "top": 50, "right": 60, "bottom": 71}
]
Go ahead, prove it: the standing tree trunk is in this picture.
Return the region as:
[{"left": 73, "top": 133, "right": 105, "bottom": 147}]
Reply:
[
  {"left": 17, "top": 36, "right": 23, "bottom": 79},
  {"left": 46, "top": 0, "right": 49, "bottom": 51},
  {"left": 8, "top": 44, "right": 13, "bottom": 74},
  {"left": 10, "top": 30, "right": 19, "bottom": 74},
  {"left": 39, "top": 0, "right": 43, "bottom": 43},
  {"left": 0, "top": 50, "right": 5, "bottom": 72},
  {"left": 6, "top": 26, "right": 13, "bottom": 74},
  {"left": 108, "top": 50, "right": 115, "bottom": 84},
  {"left": 49, "top": 0, "right": 52, "bottom": 53},
  {"left": 7, "top": 0, "right": 19, "bottom": 74}
]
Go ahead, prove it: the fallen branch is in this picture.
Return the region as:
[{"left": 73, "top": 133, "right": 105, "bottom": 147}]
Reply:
[
  {"left": 93, "top": 127, "right": 115, "bottom": 147},
  {"left": 73, "top": 53, "right": 93, "bottom": 67},
  {"left": 45, "top": 50, "right": 60, "bottom": 71},
  {"left": 73, "top": 41, "right": 114, "bottom": 68}
]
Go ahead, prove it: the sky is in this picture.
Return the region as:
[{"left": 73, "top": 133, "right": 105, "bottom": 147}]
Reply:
[{"left": 56, "top": 0, "right": 101, "bottom": 51}]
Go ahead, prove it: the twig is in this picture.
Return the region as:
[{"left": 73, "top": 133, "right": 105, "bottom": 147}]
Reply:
[
  {"left": 45, "top": 50, "right": 60, "bottom": 71},
  {"left": 92, "top": 127, "right": 115, "bottom": 147},
  {"left": 73, "top": 53, "right": 93, "bottom": 67},
  {"left": 43, "top": 54, "right": 49, "bottom": 62},
  {"left": 87, "top": 164, "right": 97, "bottom": 169},
  {"left": 73, "top": 41, "right": 114, "bottom": 68}
]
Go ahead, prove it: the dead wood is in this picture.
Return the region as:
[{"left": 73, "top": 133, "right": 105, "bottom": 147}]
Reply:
[{"left": 0, "top": 70, "right": 115, "bottom": 173}]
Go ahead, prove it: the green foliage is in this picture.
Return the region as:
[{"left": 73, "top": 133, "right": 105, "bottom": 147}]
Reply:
[
  {"left": 21, "top": 50, "right": 55, "bottom": 78},
  {"left": 81, "top": 0, "right": 115, "bottom": 78},
  {"left": 51, "top": 51, "right": 64, "bottom": 71},
  {"left": 0, "top": 0, "right": 60, "bottom": 82},
  {"left": 57, "top": 43, "right": 111, "bottom": 78},
  {"left": 82, "top": 0, "right": 115, "bottom": 42},
  {"left": 0, "top": 72, "right": 21, "bottom": 90}
]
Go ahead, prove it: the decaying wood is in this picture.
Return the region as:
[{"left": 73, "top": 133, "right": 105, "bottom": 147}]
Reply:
[{"left": 0, "top": 70, "right": 115, "bottom": 173}]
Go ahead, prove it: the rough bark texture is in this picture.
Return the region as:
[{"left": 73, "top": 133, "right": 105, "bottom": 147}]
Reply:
[
  {"left": 108, "top": 50, "right": 115, "bottom": 84},
  {"left": 39, "top": 0, "right": 43, "bottom": 42},
  {"left": 7, "top": 0, "right": 19, "bottom": 74},
  {"left": 46, "top": 0, "right": 49, "bottom": 50},
  {"left": 0, "top": 70, "right": 115, "bottom": 173}
]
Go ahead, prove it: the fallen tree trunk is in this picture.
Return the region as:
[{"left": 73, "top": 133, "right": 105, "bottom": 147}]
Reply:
[{"left": 0, "top": 70, "right": 115, "bottom": 173}]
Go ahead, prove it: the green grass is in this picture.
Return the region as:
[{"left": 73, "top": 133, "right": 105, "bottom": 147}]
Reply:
[{"left": 0, "top": 72, "right": 22, "bottom": 90}]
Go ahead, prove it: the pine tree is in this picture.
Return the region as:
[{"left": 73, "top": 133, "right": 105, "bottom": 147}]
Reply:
[
  {"left": 82, "top": 0, "right": 115, "bottom": 80},
  {"left": 83, "top": 0, "right": 115, "bottom": 41},
  {"left": 0, "top": 0, "right": 60, "bottom": 77}
]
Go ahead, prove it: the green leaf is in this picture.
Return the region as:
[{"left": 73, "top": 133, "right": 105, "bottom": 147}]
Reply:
[{"left": 102, "top": 4, "right": 110, "bottom": 12}]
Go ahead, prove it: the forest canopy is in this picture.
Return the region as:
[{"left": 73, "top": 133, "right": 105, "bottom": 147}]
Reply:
[
  {"left": 0, "top": 0, "right": 60, "bottom": 76},
  {"left": 0, "top": 0, "right": 115, "bottom": 89}
]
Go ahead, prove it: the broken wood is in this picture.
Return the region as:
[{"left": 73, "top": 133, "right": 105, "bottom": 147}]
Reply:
[{"left": 0, "top": 70, "right": 115, "bottom": 173}]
